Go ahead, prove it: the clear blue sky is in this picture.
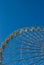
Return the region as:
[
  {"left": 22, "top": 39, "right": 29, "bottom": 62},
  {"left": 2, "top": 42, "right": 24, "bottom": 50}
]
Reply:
[{"left": 0, "top": 0, "right": 44, "bottom": 46}]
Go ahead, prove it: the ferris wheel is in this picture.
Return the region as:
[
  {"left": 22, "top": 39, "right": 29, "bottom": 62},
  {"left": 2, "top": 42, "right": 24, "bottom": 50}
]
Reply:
[{"left": 0, "top": 27, "right": 44, "bottom": 65}]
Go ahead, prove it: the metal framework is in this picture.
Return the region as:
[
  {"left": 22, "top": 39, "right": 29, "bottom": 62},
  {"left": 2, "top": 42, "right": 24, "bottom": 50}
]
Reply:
[{"left": 0, "top": 27, "right": 44, "bottom": 65}]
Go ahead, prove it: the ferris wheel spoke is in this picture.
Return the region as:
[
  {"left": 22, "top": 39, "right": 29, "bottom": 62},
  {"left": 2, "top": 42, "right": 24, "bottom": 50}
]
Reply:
[
  {"left": 25, "top": 31, "right": 42, "bottom": 41},
  {"left": 13, "top": 38, "right": 41, "bottom": 48},
  {"left": 8, "top": 41, "right": 41, "bottom": 49},
  {"left": 20, "top": 33, "right": 43, "bottom": 46},
  {"left": 30, "top": 57, "right": 44, "bottom": 65},
  {"left": 22, "top": 33, "right": 44, "bottom": 43},
  {"left": 2, "top": 52, "right": 44, "bottom": 57},
  {"left": 5, "top": 42, "right": 41, "bottom": 50},
  {"left": 2, "top": 54, "right": 44, "bottom": 65}
]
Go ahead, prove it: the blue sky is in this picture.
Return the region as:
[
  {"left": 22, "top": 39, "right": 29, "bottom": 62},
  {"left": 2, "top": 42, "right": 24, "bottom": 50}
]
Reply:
[{"left": 0, "top": 0, "right": 44, "bottom": 46}]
